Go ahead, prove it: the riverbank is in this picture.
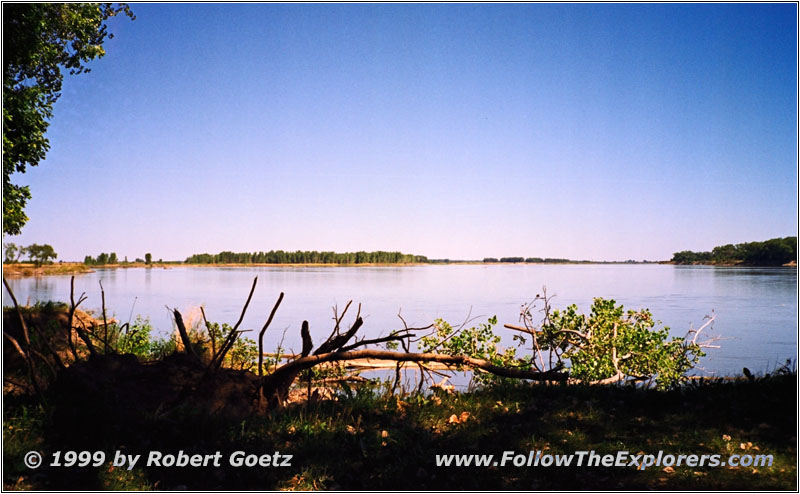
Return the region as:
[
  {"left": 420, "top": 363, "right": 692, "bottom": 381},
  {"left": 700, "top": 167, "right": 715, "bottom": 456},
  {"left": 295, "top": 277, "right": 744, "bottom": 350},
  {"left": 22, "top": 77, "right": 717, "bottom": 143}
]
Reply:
[
  {"left": 4, "top": 371, "right": 795, "bottom": 490},
  {"left": 2, "top": 300, "right": 795, "bottom": 490},
  {"left": 2, "top": 260, "right": 666, "bottom": 278},
  {"left": 666, "top": 260, "right": 797, "bottom": 267},
  {"left": 2, "top": 263, "right": 94, "bottom": 277}
]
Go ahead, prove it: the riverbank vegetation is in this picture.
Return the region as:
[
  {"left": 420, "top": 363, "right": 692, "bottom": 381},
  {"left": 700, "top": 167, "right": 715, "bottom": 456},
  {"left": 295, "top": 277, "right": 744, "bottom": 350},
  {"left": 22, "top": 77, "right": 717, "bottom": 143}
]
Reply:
[
  {"left": 185, "top": 250, "right": 428, "bottom": 265},
  {"left": 5, "top": 367, "right": 795, "bottom": 490},
  {"left": 2, "top": 263, "right": 92, "bottom": 277},
  {"left": 671, "top": 237, "right": 797, "bottom": 266},
  {"left": 480, "top": 257, "right": 650, "bottom": 264},
  {"left": 4, "top": 278, "right": 793, "bottom": 489},
  {"left": 3, "top": 243, "right": 57, "bottom": 266}
]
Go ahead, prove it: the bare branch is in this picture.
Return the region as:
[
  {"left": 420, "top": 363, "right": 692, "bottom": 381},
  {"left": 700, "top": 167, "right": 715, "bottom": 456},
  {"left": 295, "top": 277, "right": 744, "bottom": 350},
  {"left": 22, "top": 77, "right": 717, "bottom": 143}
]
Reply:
[
  {"left": 258, "top": 292, "right": 285, "bottom": 377},
  {"left": 504, "top": 323, "right": 539, "bottom": 335},
  {"left": 200, "top": 306, "right": 216, "bottom": 358},
  {"left": 232, "top": 276, "right": 258, "bottom": 333},
  {"left": 2, "top": 278, "right": 41, "bottom": 396},
  {"left": 689, "top": 313, "right": 717, "bottom": 345},
  {"left": 3, "top": 277, "right": 31, "bottom": 346},
  {"left": 338, "top": 332, "right": 416, "bottom": 353},
  {"left": 100, "top": 280, "right": 109, "bottom": 353},
  {"left": 314, "top": 317, "right": 364, "bottom": 355}
]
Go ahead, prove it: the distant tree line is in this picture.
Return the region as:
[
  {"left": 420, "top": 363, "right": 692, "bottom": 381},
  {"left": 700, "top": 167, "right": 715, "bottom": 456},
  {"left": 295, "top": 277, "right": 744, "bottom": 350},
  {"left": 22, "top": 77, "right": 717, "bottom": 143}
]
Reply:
[
  {"left": 671, "top": 237, "right": 797, "bottom": 266},
  {"left": 84, "top": 252, "right": 154, "bottom": 265},
  {"left": 185, "top": 250, "right": 429, "bottom": 265},
  {"left": 483, "top": 257, "right": 574, "bottom": 263},
  {"left": 84, "top": 252, "right": 118, "bottom": 265},
  {"left": 3, "top": 242, "right": 57, "bottom": 266}
]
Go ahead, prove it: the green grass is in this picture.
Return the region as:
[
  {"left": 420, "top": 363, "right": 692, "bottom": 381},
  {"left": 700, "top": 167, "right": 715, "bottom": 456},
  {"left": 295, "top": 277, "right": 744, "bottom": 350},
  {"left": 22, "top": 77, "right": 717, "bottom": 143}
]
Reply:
[{"left": 3, "top": 371, "right": 796, "bottom": 490}]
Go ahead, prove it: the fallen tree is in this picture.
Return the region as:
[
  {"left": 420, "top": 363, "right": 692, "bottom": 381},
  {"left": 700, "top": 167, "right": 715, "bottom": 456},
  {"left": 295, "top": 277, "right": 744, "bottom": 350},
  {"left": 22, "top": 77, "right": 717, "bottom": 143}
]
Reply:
[{"left": 3, "top": 276, "right": 719, "bottom": 419}]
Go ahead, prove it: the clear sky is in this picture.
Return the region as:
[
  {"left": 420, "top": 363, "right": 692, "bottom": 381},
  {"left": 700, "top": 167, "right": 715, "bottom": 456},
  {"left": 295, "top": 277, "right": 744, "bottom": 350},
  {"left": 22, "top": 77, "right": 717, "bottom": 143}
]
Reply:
[{"left": 7, "top": 3, "right": 798, "bottom": 262}]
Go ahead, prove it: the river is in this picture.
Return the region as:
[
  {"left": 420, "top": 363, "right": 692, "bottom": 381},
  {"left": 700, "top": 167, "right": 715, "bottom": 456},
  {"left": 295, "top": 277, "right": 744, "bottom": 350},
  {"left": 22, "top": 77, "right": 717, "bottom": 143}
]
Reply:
[{"left": 4, "top": 264, "right": 796, "bottom": 378}]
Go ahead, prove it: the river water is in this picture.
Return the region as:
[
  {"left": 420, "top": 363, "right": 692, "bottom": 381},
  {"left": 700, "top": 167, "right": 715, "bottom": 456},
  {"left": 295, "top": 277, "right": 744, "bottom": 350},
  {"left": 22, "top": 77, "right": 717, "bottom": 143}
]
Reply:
[{"left": 4, "top": 264, "right": 796, "bottom": 378}]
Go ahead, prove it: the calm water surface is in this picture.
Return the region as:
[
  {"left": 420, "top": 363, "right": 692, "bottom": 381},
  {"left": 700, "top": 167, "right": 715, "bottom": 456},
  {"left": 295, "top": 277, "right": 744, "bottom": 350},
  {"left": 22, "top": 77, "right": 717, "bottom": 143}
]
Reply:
[{"left": 5, "top": 264, "right": 796, "bottom": 377}]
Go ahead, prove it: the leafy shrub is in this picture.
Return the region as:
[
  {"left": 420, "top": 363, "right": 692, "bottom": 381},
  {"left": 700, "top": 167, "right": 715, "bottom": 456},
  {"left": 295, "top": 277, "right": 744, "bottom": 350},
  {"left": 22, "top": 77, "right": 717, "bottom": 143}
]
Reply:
[
  {"left": 204, "top": 321, "right": 258, "bottom": 370},
  {"left": 420, "top": 316, "right": 527, "bottom": 385},
  {"left": 109, "top": 317, "right": 176, "bottom": 361},
  {"left": 425, "top": 298, "right": 708, "bottom": 389},
  {"left": 542, "top": 298, "right": 705, "bottom": 389}
]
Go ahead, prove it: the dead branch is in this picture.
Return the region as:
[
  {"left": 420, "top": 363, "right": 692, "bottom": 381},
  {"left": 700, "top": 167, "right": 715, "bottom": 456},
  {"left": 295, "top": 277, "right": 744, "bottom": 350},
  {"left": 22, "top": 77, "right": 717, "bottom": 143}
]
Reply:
[
  {"left": 3, "top": 331, "right": 28, "bottom": 360},
  {"left": 68, "top": 276, "right": 93, "bottom": 357},
  {"left": 338, "top": 332, "right": 417, "bottom": 353},
  {"left": 232, "top": 276, "right": 258, "bottom": 333},
  {"left": 689, "top": 313, "right": 716, "bottom": 345},
  {"left": 209, "top": 276, "right": 259, "bottom": 370},
  {"left": 100, "top": 280, "right": 109, "bottom": 353},
  {"left": 257, "top": 292, "right": 285, "bottom": 377},
  {"left": 262, "top": 348, "right": 568, "bottom": 405},
  {"left": 2, "top": 278, "right": 41, "bottom": 396},
  {"left": 3, "top": 278, "right": 31, "bottom": 346},
  {"left": 504, "top": 323, "right": 539, "bottom": 335},
  {"left": 173, "top": 309, "right": 202, "bottom": 362},
  {"left": 300, "top": 320, "right": 313, "bottom": 357},
  {"left": 314, "top": 317, "right": 364, "bottom": 355},
  {"left": 200, "top": 306, "right": 216, "bottom": 357}
]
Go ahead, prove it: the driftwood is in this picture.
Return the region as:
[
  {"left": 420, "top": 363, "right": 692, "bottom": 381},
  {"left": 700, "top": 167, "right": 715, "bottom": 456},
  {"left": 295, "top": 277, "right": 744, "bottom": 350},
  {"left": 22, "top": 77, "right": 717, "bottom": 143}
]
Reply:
[{"left": 162, "top": 278, "right": 569, "bottom": 409}]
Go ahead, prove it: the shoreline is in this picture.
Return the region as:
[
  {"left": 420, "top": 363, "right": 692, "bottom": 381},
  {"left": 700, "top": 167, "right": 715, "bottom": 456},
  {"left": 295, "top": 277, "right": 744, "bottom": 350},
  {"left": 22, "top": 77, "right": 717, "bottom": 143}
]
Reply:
[{"left": 3, "top": 260, "right": 795, "bottom": 277}]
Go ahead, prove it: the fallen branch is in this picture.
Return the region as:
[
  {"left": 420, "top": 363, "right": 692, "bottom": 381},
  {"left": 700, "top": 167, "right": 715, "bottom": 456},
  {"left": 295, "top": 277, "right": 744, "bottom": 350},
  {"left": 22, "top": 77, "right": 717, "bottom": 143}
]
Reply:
[{"left": 262, "top": 349, "right": 568, "bottom": 405}]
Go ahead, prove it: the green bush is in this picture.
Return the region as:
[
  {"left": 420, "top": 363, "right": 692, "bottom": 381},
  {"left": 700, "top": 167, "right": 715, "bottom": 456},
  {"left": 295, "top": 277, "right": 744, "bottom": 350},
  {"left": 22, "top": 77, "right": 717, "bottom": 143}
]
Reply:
[
  {"left": 543, "top": 298, "right": 704, "bottom": 389},
  {"left": 420, "top": 316, "right": 527, "bottom": 385},
  {"left": 425, "top": 298, "right": 707, "bottom": 389}
]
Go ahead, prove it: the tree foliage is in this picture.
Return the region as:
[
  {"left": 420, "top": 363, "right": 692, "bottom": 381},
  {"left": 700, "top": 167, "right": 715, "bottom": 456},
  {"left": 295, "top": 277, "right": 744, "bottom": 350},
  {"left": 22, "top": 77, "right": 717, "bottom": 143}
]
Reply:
[
  {"left": 3, "top": 3, "right": 134, "bottom": 234},
  {"left": 423, "top": 296, "right": 711, "bottom": 390},
  {"left": 2, "top": 242, "right": 57, "bottom": 265},
  {"left": 83, "top": 251, "right": 118, "bottom": 265},
  {"left": 3, "top": 242, "right": 22, "bottom": 263},
  {"left": 542, "top": 299, "right": 704, "bottom": 389},
  {"left": 671, "top": 237, "right": 797, "bottom": 266},
  {"left": 185, "top": 250, "right": 428, "bottom": 265},
  {"left": 24, "top": 243, "right": 57, "bottom": 266},
  {"left": 420, "top": 316, "right": 524, "bottom": 385}
]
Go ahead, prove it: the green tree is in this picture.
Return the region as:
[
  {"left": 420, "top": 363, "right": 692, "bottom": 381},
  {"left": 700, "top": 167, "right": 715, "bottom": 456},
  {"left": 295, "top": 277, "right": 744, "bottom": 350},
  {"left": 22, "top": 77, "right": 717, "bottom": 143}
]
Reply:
[
  {"left": 108, "top": 252, "right": 117, "bottom": 264},
  {"left": 144, "top": 252, "right": 152, "bottom": 265},
  {"left": 3, "top": 3, "right": 134, "bottom": 234},
  {"left": 25, "top": 243, "right": 57, "bottom": 266},
  {"left": 3, "top": 242, "right": 20, "bottom": 263}
]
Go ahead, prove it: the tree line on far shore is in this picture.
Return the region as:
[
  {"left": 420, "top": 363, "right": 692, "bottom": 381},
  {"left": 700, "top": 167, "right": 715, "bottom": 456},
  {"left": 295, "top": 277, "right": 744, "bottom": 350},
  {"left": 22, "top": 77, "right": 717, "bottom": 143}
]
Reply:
[
  {"left": 185, "top": 250, "right": 428, "bottom": 265},
  {"left": 84, "top": 252, "right": 154, "bottom": 265},
  {"left": 483, "top": 257, "right": 575, "bottom": 263},
  {"left": 671, "top": 237, "right": 797, "bottom": 266}
]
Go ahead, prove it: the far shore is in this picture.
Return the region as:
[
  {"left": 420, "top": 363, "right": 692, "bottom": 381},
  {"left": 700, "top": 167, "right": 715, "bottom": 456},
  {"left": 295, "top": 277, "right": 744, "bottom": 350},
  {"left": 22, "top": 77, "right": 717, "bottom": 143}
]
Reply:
[{"left": 3, "top": 259, "right": 795, "bottom": 278}]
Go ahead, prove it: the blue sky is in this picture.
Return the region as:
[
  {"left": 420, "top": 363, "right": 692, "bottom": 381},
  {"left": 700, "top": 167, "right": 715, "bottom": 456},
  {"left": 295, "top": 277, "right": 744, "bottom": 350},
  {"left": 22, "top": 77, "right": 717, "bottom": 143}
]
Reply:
[{"left": 8, "top": 3, "right": 798, "bottom": 261}]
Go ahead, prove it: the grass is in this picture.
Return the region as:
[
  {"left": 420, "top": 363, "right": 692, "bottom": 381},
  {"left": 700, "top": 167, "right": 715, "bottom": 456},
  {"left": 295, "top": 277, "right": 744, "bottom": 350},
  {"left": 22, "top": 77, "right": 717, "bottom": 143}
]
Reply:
[
  {"left": 2, "top": 263, "right": 93, "bottom": 277},
  {"left": 3, "top": 371, "right": 796, "bottom": 490}
]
